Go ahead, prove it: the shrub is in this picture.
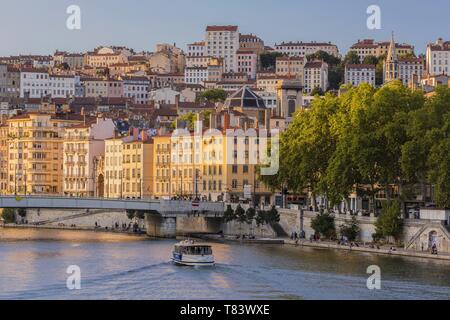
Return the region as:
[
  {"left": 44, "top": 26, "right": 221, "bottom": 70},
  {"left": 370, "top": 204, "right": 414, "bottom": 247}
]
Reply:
[
  {"left": 375, "top": 200, "right": 403, "bottom": 242},
  {"left": 339, "top": 215, "right": 360, "bottom": 241},
  {"left": 1, "top": 208, "right": 16, "bottom": 224},
  {"left": 311, "top": 211, "right": 336, "bottom": 239}
]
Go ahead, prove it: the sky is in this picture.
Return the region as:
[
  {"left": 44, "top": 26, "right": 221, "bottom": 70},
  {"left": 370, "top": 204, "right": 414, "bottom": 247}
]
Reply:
[{"left": 0, "top": 0, "right": 449, "bottom": 56}]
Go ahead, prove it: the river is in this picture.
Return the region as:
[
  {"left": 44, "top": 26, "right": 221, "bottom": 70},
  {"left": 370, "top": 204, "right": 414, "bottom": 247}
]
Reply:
[{"left": 1, "top": 229, "right": 450, "bottom": 300}]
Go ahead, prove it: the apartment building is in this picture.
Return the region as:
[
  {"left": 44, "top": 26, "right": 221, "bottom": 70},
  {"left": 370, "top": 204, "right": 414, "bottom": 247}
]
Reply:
[
  {"left": 237, "top": 49, "right": 258, "bottom": 80},
  {"left": 84, "top": 47, "right": 128, "bottom": 68},
  {"left": 398, "top": 57, "right": 425, "bottom": 86},
  {"left": 82, "top": 78, "right": 108, "bottom": 97},
  {"left": 276, "top": 56, "right": 305, "bottom": 79},
  {"left": 104, "top": 137, "right": 125, "bottom": 198},
  {"left": 303, "top": 61, "right": 329, "bottom": 93},
  {"left": 0, "top": 65, "right": 20, "bottom": 98},
  {"left": 19, "top": 68, "right": 50, "bottom": 98},
  {"left": 6, "top": 113, "right": 84, "bottom": 195},
  {"left": 122, "top": 138, "right": 154, "bottom": 199},
  {"left": 274, "top": 41, "right": 339, "bottom": 58},
  {"left": 122, "top": 76, "right": 150, "bottom": 105},
  {"left": 205, "top": 25, "right": 239, "bottom": 73},
  {"left": 63, "top": 118, "right": 115, "bottom": 197},
  {"left": 350, "top": 38, "right": 414, "bottom": 62},
  {"left": 153, "top": 135, "right": 172, "bottom": 199},
  {"left": 187, "top": 42, "right": 206, "bottom": 57},
  {"left": 0, "top": 124, "right": 8, "bottom": 194},
  {"left": 239, "top": 34, "right": 265, "bottom": 55},
  {"left": 344, "top": 64, "right": 376, "bottom": 87},
  {"left": 426, "top": 38, "right": 450, "bottom": 76}
]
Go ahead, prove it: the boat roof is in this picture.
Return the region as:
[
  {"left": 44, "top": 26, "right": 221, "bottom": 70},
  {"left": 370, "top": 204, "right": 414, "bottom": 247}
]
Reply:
[{"left": 175, "top": 242, "right": 211, "bottom": 248}]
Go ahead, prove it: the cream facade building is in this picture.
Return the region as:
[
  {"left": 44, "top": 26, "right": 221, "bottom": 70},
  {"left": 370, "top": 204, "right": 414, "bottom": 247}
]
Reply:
[
  {"left": 6, "top": 113, "right": 84, "bottom": 195},
  {"left": 63, "top": 118, "right": 115, "bottom": 197},
  {"left": 426, "top": 38, "right": 450, "bottom": 76}
]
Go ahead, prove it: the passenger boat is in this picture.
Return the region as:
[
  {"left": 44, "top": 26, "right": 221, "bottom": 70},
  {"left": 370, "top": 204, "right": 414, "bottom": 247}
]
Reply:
[{"left": 172, "top": 240, "right": 215, "bottom": 267}]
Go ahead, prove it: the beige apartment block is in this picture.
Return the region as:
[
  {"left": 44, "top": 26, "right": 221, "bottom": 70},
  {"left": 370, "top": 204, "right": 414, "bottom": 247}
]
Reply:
[
  {"left": 63, "top": 118, "right": 115, "bottom": 197},
  {"left": 121, "top": 139, "right": 154, "bottom": 199},
  {"left": 0, "top": 124, "right": 8, "bottom": 194},
  {"left": 6, "top": 113, "right": 84, "bottom": 195}
]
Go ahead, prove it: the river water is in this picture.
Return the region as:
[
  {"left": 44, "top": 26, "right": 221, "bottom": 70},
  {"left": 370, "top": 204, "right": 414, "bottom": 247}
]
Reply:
[{"left": 1, "top": 229, "right": 450, "bottom": 300}]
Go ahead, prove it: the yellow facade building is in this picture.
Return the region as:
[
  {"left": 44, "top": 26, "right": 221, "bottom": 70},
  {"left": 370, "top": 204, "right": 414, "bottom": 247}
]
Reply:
[{"left": 6, "top": 113, "right": 84, "bottom": 195}]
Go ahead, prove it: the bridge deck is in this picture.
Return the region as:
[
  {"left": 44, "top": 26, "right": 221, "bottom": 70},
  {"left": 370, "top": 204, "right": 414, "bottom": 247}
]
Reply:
[{"left": 0, "top": 196, "right": 224, "bottom": 216}]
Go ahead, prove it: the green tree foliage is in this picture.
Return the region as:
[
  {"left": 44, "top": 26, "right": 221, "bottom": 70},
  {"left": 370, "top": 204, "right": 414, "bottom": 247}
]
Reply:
[
  {"left": 135, "top": 211, "right": 146, "bottom": 220},
  {"left": 235, "top": 205, "right": 246, "bottom": 224},
  {"left": 311, "top": 212, "right": 336, "bottom": 239},
  {"left": 255, "top": 209, "right": 265, "bottom": 227},
  {"left": 198, "top": 89, "right": 228, "bottom": 104},
  {"left": 260, "top": 93, "right": 339, "bottom": 210},
  {"left": 375, "top": 200, "right": 403, "bottom": 241},
  {"left": 245, "top": 207, "right": 256, "bottom": 224},
  {"left": 343, "top": 51, "right": 361, "bottom": 65},
  {"left": 401, "top": 86, "right": 450, "bottom": 207},
  {"left": 339, "top": 215, "right": 360, "bottom": 241},
  {"left": 17, "top": 208, "right": 27, "bottom": 218},
  {"left": 375, "top": 54, "right": 386, "bottom": 86},
  {"left": 1, "top": 208, "right": 15, "bottom": 223},
  {"left": 224, "top": 205, "right": 236, "bottom": 223},
  {"left": 265, "top": 206, "right": 280, "bottom": 224},
  {"left": 259, "top": 52, "right": 283, "bottom": 70},
  {"left": 126, "top": 210, "right": 136, "bottom": 220},
  {"left": 362, "top": 55, "right": 379, "bottom": 66},
  {"left": 310, "top": 87, "right": 325, "bottom": 96},
  {"left": 259, "top": 81, "right": 446, "bottom": 216}
]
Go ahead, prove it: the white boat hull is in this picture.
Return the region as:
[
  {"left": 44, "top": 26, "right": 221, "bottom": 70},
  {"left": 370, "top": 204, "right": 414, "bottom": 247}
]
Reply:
[{"left": 172, "top": 253, "right": 215, "bottom": 267}]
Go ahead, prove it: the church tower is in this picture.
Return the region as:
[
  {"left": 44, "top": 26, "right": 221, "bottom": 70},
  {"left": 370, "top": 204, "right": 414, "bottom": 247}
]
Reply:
[{"left": 384, "top": 32, "right": 399, "bottom": 83}]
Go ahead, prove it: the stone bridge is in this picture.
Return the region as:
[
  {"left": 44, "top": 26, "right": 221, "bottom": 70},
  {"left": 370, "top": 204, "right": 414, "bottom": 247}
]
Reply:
[{"left": 0, "top": 196, "right": 224, "bottom": 238}]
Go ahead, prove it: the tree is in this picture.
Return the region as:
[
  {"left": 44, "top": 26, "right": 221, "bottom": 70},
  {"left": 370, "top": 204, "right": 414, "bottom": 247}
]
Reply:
[
  {"left": 339, "top": 215, "right": 360, "bottom": 241},
  {"left": 259, "top": 52, "right": 283, "bottom": 70},
  {"left": 17, "top": 208, "right": 27, "bottom": 218},
  {"left": 245, "top": 207, "right": 256, "bottom": 224},
  {"left": 1, "top": 208, "right": 15, "bottom": 224},
  {"left": 375, "top": 200, "right": 403, "bottom": 242},
  {"left": 224, "top": 205, "right": 236, "bottom": 223},
  {"left": 259, "top": 93, "right": 339, "bottom": 211},
  {"left": 362, "top": 55, "right": 379, "bottom": 66},
  {"left": 126, "top": 210, "right": 136, "bottom": 220},
  {"left": 265, "top": 206, "right": 280, "bottom": 224},
  {"left": 310, "top": 87, "right": 325, "bottom": 96},
  {"left": 255, "top": 209, "right": 266, "bottom": 227},
  {"left": 235, "top": 205, "right": 246, "bottom": 224},
  {"left": 343, "top": 51, "right": 361, "bottom": 65},
  {"left": 135, "top": 211, "right": 146, "bottom": 220},
  {"left": 235, "top": 205, "right": 247, "bottom": 236},
  {"left": 172, "top": 112, "right": 196, "bottom": 130},
  {"left": 199, "top": 89, "right": 227, "bottom": 104},
  {"left": 311, "top": 211, "right": 336, "bottom": 239},
  {"left": 375, "top": 54, "right": 386, "bottom": 86}
]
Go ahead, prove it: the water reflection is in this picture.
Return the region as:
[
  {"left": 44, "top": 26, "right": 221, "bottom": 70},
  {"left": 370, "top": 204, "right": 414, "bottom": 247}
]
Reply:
[{"left": 1, "top": 229, "right": 450, "bottom": 300}]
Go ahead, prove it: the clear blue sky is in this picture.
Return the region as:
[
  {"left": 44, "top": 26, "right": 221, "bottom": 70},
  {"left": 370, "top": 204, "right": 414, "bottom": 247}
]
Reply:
[{"left": 1, "top": 0, "right": 449, "bottom": 56}]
